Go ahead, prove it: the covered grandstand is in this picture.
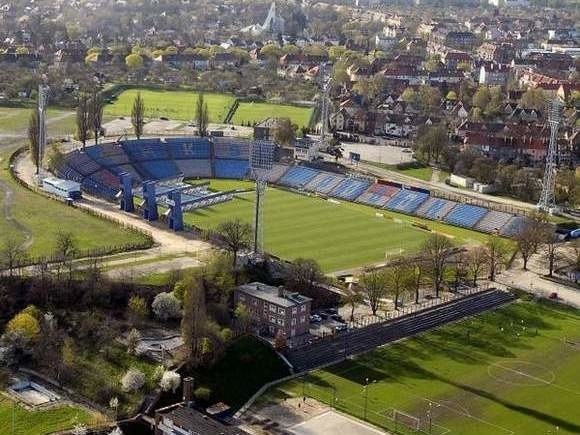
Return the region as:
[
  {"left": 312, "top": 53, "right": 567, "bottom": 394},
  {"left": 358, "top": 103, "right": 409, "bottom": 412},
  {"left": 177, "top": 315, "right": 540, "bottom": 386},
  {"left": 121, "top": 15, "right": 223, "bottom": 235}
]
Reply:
[{"left": 56, "top": 137, "right": 528, "bottom": 237}]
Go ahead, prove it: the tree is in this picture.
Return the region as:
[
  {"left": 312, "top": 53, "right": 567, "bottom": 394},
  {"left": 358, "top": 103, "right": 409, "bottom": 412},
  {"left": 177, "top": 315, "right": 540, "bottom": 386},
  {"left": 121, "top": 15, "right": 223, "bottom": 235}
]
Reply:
[
  {"left": 234, "top": 303, "right": 252, "bottom": 333},
  {"left": 54, "top": 231, "right": 78, "bottom": 282},
  {"left": 417, "top": 85, "right": 442, "bottom": 114},
  {"left": 121, "top": 368, "right": 145, "bottom": 392},
  {"left": 216, "top": 219, "right": 252, "bottom": 268},
  {"left": 89, "top": 91, "right": 104, "bottom": 146},
  {"left": 516, "top": 215, "right": 549, "bottom": 270},
  {"left": 422, "top": 234, "right": 454, "bottom": 297},
  {"left": 160, "top": 371, "right": 181, "bottom": 392},
  {"left": 181, "top": 273, "right": 207, "bottom": 365},
  {"left": 359, "top": 269, "right": 387, "bottom": 316},
  {"left": 384, "top": 262, "right": 413, "bottom": 310},
  {"left": 260, "top": 44, "right": 282, "bottom": 59},
  {"left": 274, "top": 330, "right": 287, "bottom": 350},
  {"left": 0, "top": 236, "right": 27, "bottom": 277},
  {"left": 285, "top": 258, "right": 324, "bottom": 293},
  {"left": 127, "top": 295, "right": 149, "bottom": 322},
  {"left": 520, "top": 88, "right": 546, "bottom": 110},
  {"left": 401, "top": 87, "right": 418, "bottom": 106},
  {"left": 28, "top": 109, "right": 41, "bottom": 174},
  {"left": 341, "top": 286, "right": 364, "bottom": 322},
  {"left": 131, "top": 92, "right": 145, "bottom": 139},
  {"left": 485, "top": 235, "right": 509, "bottom": 281},
  {"left": 446, "top": 90, "right": 458, "bottom": 101},
  {"left": 414, "top": 124, "right": 448, "bottom": 164},
  {"left": 76, "top": 93, "right": 90, "bottom": 148},
  {"left": 466, "top": 247, "right": 487, "bottom": 286},
  {"left": 126, "top": 328, "right": 141, "bottom": 355},
  {"left": 125, "top": 53, "right": 144, "bottom": 69},
  {"left": 542, "top": 227, "right": 560, "bottom": 277},
  {"left": 195, "top": 93, "right": 209, "bottom": 137},
  {"left": 273, "top": 118, "right": 296, "bottom": 147},
  {"left": 6, "top": 311, "right": 40, "bottom": 341},
  {"left": 152, "top": 292, "right": 182, "bottom": 321}
]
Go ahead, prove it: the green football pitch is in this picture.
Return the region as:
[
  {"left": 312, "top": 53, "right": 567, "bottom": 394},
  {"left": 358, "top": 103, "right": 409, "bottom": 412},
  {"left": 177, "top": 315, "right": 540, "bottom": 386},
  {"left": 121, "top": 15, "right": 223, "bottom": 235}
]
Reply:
[
  {"left": 231, "top": 101, "right": 313, "bottom": 129},
  {"left": 0, "top": 397, "right": 97, "bottom": 435},
  {"left": 185, "top": 180, "right": 489, "bottom": 272},
  {"left": 267, "top": 300, "right": 580, "bottom": 434},
  {"left": 105, "top": 89, "right": 235, "bottom": 123}
]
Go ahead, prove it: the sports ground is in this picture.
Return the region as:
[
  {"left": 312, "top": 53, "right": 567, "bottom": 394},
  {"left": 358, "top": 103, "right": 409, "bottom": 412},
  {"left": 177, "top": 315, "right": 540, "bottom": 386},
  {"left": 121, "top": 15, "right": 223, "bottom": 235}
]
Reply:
[
  {"left": 231, "top": 101, "right": 313, "bottom": 128},
  {"left": 105, "top": 89, "right": 235, "bottom": 123},
  {"left": 185, "top": 180, "right": 490, "bottom": 272},
  {"left": 264, "top": 299, "right": 580, "bottom": 434},
  {"left": 105, "top": 89, "right": 313, "bottom": 128},
  {"left": 0, "top": 396, "right": 97, "bottom": 435}
]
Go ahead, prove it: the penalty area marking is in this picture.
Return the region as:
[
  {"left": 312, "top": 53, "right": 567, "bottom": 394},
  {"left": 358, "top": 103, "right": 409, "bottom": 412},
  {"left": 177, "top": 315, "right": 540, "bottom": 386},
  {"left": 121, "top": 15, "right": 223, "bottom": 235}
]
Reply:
[{"left": 487, "top": 361, "right": 556, "bottom": 387}]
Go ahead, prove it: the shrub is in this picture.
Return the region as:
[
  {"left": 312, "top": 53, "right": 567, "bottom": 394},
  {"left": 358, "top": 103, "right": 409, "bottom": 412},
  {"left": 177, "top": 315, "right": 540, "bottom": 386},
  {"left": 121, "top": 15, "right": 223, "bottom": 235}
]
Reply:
[
  {"left": 194, "top": 386, "right": 212, "bottom": 402},
  {"left": 160, "top": 371, "right": 181, "bottom": 393},
  {"left": 121, "top": 368, "right": 146, "bottom": 392},
  {"left": 152, "top": 292, "right": 182, "bottom": 321}
]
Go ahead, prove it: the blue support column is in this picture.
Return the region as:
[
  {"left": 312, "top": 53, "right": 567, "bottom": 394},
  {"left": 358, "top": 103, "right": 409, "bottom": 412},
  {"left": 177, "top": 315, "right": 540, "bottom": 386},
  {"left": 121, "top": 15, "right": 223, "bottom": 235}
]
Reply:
[
  {"left": 168, "top": 189, "right": 183, "bottom": 231},
  {"left": 143, "top": 181, "right": 158, "bottom": 221},
  {"left": 119, "top": 172, "right": 134, "bottom": 212}
]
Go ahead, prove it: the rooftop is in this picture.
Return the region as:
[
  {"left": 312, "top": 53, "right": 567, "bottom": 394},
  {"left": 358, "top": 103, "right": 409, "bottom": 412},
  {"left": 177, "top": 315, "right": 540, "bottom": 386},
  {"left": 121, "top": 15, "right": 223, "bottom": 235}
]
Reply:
[{"left": 236, "top": 282, "right": 312, "bottom": 308}]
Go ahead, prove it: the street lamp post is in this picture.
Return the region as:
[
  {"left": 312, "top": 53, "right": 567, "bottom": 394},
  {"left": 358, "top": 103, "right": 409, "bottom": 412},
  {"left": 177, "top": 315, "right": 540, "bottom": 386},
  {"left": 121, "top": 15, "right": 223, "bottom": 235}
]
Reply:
[{"left": 364, "top": 378, "right": 369, "bottom": 421}]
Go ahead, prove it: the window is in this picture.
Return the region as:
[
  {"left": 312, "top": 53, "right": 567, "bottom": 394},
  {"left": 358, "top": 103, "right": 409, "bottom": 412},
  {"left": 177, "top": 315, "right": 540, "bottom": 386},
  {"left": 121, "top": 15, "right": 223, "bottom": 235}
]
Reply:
[
  {"left": 300, "top": 315, "right": 306, "bottom": 323},
  {"left": 277, "top": 318, "right": 285, "bottom": 326},
  {"left": 278, "top": 307, "right": 285, "bottom": 315},
  {"left": 239, "top": 295, "right": 246, "bottom": 302},
  {"left": 301, "top": 305, "right": 307, "bottom": 312},
  {"left": 252, "top": 298, "right": 258, "bottom": 306},
  {"left": 270, "top": 304, "right": 277, "bottom": 313},
  {"left": 269, "top": 315, "right": 276, "bottom": 324},
  {"left": 291, "top": 318, "right": 297, "bottom": 325},
  {"left": 292, "top": 307, "right": 297, "bottom": 315}
]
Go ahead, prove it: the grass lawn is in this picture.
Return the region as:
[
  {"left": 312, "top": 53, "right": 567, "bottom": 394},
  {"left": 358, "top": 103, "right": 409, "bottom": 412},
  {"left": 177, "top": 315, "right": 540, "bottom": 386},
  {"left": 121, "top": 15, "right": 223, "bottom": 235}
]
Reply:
[
  {"left": 185, "top": 180, "right": 491, "bottom": 272},
  {"left": 0, "top": 396, "right": 98, "bottom": 435},
  {"left": 268, "top": 300, "right": 580, "bottom": 434},
  {"left": 231, "top": 102, "right": 313, "bottom": 129},
  {"left": 0, "top": 107, "right": 75, "bottom": 135},
  {"left": 104, "top": 89, "right": 235, "bottom": 123},
  {"left": 0, "top": 147, "right": 151, "bottom": 258}
]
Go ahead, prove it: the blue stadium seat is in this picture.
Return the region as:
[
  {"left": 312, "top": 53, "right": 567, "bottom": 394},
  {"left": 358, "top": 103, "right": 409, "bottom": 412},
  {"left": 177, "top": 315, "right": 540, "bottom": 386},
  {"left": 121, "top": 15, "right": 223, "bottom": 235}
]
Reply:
[
  {"left": 384, "top": 189, "right": 429, "bottom": 213},
  {"left": 415, "top": 197, "right": 457, "bottom": 220},
  {"left": 278, "top": 166, "right": 320, "bottom": 188},
  {"left": 357, "top": 184, "right": 400, "bottom": 207},
  {"left": 140, "top": 160, "right": 181, "bottom": 180},
  {"left": 213, "top": 139, "right": 250, "bottom": 160},
  {"left": 175, "top": 160, "right": 212, "bottom": 178},
  {"left": 475, "top": 210, "right": 514, "bottom": 233},
  {"left": 166, "top": 138, "right": 211, "bottom": 159},
  {"left": 500, "top": 216, "right": 526, "bottom": 237},
  {"left": 214, "top": 159, "right": 249, "bottom": 179},
  {"left": 122, "top": 139, "right": 169, "bottom": 161},
  {"left": 444, "top": 204, "right": 488, "bottom": 228},
  {"left": 65, "top": 150, "right": 102, "bottom": 176},
  {"left": 330, "top": 178, "right": 372, "bottom": 201},
  {"left": 304, "top": 173, "right": 344, "bottom": 194}
]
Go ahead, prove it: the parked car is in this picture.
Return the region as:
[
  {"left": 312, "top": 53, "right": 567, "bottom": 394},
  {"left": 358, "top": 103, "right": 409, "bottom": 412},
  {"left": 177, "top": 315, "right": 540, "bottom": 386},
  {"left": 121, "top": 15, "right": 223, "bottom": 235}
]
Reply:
[
  {"left": 334, "top": 324, "right": 348, "bottom": 333},
  {"left": 331, "top": 314, "right": 345, "bottom": 323},
  {"left": 326, "top": 308, "right": 338, "bottom": 315},
  {"left": 309, "top": 314, "right": 322, "bottom": 323},
  {"left": 317, "top": 312, "right": 329, "bottom": 320}
]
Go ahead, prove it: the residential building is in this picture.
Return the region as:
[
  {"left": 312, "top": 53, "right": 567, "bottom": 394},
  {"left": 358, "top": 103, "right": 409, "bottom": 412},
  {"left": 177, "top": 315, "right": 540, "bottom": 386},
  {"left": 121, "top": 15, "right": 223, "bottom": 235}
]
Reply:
[
  {"left": 479, "top": 63, "right": 509, "bottom": 86},
  {"left": 234, "top": 282, "right": 312, "bottom": 338}
]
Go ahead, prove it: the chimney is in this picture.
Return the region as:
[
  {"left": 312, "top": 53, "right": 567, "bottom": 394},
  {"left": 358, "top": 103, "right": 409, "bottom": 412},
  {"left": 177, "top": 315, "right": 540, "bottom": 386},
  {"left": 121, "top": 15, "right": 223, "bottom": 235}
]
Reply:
[
  {"left": 182, "top": 377, "right": 194, "bottom": 404},
  {"left": 278, "top": 286, "right": 285, "bottom": 298}
]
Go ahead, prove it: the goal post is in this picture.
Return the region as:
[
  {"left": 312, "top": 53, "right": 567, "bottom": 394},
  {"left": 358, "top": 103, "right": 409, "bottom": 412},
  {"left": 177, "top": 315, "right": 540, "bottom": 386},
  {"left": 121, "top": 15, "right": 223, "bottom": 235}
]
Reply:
[{"left": 393, "top": 409, "right": 422, "bottom": 431}]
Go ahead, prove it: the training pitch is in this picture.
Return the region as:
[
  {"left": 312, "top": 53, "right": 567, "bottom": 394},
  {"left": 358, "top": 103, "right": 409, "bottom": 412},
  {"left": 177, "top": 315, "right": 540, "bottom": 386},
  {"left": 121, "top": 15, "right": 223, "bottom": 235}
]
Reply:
[
  {"left": 105, "top": 89, "right": 235, "bottom": 123},
  {"left": 231, "top": 101, "right": 313, "bottom": 129},
  {"left": 266, "top": 300, "right": 580, "bottom": 434},
  {"left": 185, "top": 180, "right": 488, "bottom": 272}
]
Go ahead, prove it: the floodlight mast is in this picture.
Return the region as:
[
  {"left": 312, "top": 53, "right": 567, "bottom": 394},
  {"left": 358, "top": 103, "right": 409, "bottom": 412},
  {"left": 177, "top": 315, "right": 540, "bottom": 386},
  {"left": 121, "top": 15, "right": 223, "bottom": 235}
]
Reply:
[
  {"left": 37, "top": 85, "right": 50, "bottom": 177},
  {"left": 537, "top": 98, "right": 563, "bottom": 214},
  {"left": 250, "top": 141, "right": 274, "bottom": 255}
]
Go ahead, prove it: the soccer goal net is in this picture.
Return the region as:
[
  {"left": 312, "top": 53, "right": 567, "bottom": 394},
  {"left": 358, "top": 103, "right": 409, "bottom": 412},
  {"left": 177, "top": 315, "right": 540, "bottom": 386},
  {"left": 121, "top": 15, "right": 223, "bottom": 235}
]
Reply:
[{"left": 393, "top": 409, "right": 422, "bottom": 431}]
